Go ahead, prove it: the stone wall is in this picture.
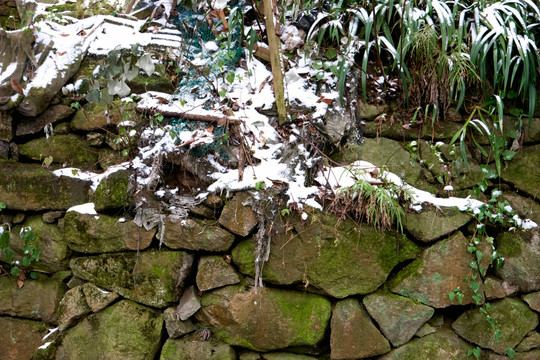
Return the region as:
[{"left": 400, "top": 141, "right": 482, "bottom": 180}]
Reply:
[{"left": 1, "top": 89, "right": 540, "bottom": 360}]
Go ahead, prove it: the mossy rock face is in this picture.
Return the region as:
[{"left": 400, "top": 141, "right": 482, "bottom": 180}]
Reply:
[
  {"left": 163, "top": 306, "right": 196, "bottom": 338},
  {"left": 501, "top": 144, "right": 540, "bottom": 197},
  {"left": 93, "top": 169, "right": 133, "bottom": 210},
  {"left": 330, "top": 298, "right": 391, "bottom": 359},
  {"left": 218, "top": 192, "right": 258, "bottom": 237},
  {"left": 0, "top": 0, "right": 21, "bottom": 30},
  {"left": 127, "top": 64, "right": 175, "bottom": 94},
  {"left": 55, "top": 300, "right": 163, "bottom": 360},
  {"left": 159, "top": 216, "right": 236, "bottom": 252},
  {"left": 403, "top": 206, "right": 472, "bottom": 243},
  {"left": 523, "top": 291, "right": 540, "bottom": 313},
  {"left": 0, "top": 272, "right": 67, "bottom": 323},
  {"left": 70, "top": 250, "right": 193, "bottom": 307},
  {"left": 64, "top": 211, "right": 155, "bottom": 253},
  {"left": 160, "top": 333, "right": 236, "bottom": 360},
  {"left": 390, "top": 231, "right": 486, "bottom": 308},
  {"left": 363, "top": 290, "right": 435, "bottom": 347},
  {"left": 232, "top": 207, "right": 419, "bottom": 298},
  {"left": 196, "top": 255, "right": 241, "bottom": 291},
  {"left": 452, "top": 297, "right": 539, "bottom": 354},
  {"left": 70, "top": 100, "right": 142, "bottom": 132},
  {"left": 16, "top": 104, "right": 75, "bottom": 137},
  {"left": 378, "top": 328, "right": 472, "bottom": 360},
  {"left": 57, "top": 286, "right": 92, "bottom": 331},
  {"left": 0, "top": 317, "right": 49, "bottom": 360},
  {"left": 19, "top": 135, "right": 98, "bottom": 168},
  {"left": 0, "top": 161, "right": 90, "bottom": 211},
  {"left": 196, "top": 283, "right": 331, "bottom": 352},
  {"left": 332, "top": 137, "right": 434, "bottom": 192},
  {"left": 361, "top": 120, "right": 463, "bottom": 142},
  {"left": 496, "top": 229, "right": 540, "bottom": 292},
  {"left": 81, "top": 282, "right": 119, "bottom": 313},
  {"left": 7, "top": 216, "right": 71, "bottom": 272}
]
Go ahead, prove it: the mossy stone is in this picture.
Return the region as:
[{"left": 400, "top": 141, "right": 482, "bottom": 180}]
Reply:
[
  {"left": 0, "top": 317, "right": 49, "bottom": 360},
  {"left": 363, "top": 290, "right": 435, "bottom": 347},
  {"left": 7, "top": 216, "right": 70, "bottom": 272},
  {"left": 19, "top": 135, "right": 98, "bottom": 168},
  {"left": 378, "top": 328, "right": 472, "bottom": 360},
  {"left": 496, "top": 229, "right": 540, "bottom": 292},
  {"left": 0, "top": 273, "right": 66, "bottom": 323},
  {"left": 70, "top": 100, "right": 142, "bottom": 132},
  {"left": 390, "top": 231, "right": 486, "bottom": 308},
  {"left": 501, "top": 144, "right": 540, "bottom": 197},
  {"left": 197, "top": 283, "right": 331, "bottom": 351},
  {"left": 70, "top": 251, "right": 193, "bottom": 307},
  {"left": 56, "top": 300, "right": 163, "bottom": 360},
  {"left": 330, "top": 298, "right": 391, "bottom": 359},
  {"left": 403, "top": 206, "right": 472, "bottom": 243},
  {"left": 160, "top": 333, "right": 235, "bottom": 360},
  {"left": 232, "top": 207, "right": 419, "bottom": 298},
  {"left": 452, "top": 297, "right": 539, "bottom": 354},
  {"left": 0, "top": 160, "right": 90, "bottom": 211},
  {"left": 64, "top": 211, "right": 155, "bottom": 253},
  {"left": 93, "top": 169, "right": 133, "bottom": 210}
]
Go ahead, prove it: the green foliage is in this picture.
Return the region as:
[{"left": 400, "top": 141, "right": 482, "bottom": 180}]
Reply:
[
  {"left": 298, "top": 0, "right": 539, "bottom": 119},
  {"left": 0, "top": 202, "right": 40, "bottom": 279},
  {"left": 333, "top": 166, "right": 412, "bottom": 232},
  {"left": 450, "top": 100, "right": 516, "bottom": 178}
]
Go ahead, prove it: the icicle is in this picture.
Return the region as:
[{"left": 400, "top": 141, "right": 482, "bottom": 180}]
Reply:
[{"left": 44, "top": 123, "right": 54, "bottom": 140}]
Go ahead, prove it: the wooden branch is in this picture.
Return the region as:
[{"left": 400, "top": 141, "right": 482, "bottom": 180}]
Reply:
[
  {"left": 263, "top": 0, "right": 289, "bottom": 125},
  {"left": 136, "top": 106, "right": 242, "bottom": 124}
]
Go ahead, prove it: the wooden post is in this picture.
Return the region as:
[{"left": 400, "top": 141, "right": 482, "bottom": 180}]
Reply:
[{"left": 262, "top": 0, "right": 289, "bottom": 125}]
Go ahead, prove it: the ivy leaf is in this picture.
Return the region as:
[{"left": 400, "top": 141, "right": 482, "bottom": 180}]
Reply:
[
  {"left": 87, "top": 89, "right": 101, "bottom": 103},
  {"left": 471, "top": 346, "right": 481, "bottom": 359},
  {"left": 494, "top": 329, "right": 503, "bottom": 342},
  {"left": 502, "top": 150, "right": 516, "bottom": 161},
  {"left": 506, "top": 348, "right": 515, "bottom": 357},
  {"left": 0, "top": 232, "right": 10, "bottom": 248},
  {"left": 11, "top": 266, "right": 20, "bottom": 277},
  {"left": 136, "top": 54, "right": 155, "bottom": 76},
  {"left": 0, "top": 202, "right": 6, "bottom": 211}
]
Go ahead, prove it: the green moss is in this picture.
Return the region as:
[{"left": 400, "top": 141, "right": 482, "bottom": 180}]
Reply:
[
  {"left": 19, "top": 135, "right": 98, "bottom": 168},
  {"left": 94, "top": 170, "right": 132, "bottom": 210},
  {"left": 497, "top": 233, "right": 523, "bottom": 257},
  {"left": 268, "top": 289, "right": 331, "bottom": 345},
  {"left": 388, "top": 258, "right": 424, "bottom": 289}
]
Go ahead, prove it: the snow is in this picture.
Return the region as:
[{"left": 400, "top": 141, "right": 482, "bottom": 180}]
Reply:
[
  {"left": 53, "top": 162, "right": 130, "bottom": 191},
  {"left": 42, "top": 327, "right": 59, "bottom": 341},
  {"left": 67, "top": 203, "right": 97, "bottom": 215}
]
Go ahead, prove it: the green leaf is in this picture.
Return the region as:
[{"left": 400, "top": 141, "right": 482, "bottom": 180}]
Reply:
[
  {"left": 30, "top": 271, "right": 38, "bottom": 279},
  {"left": 5, "top": 248, "right": 14, "bottom": 261},
  {"left": 22, "top": 230, "right": 35, "bottom": 243},
  {"left": 0, "top": 202, "right": 5, "bottom": 211},
  {"left": 87, "top": 89, "right": 101, "bottom": 103},
  {"left": 448, "top": 292, "right": 455, "bottom": 301},
  {"left": 312, "top": 61, "right": 323, "bottom": 70},
  {"left": 281, "top": 209, "right": 290, "bottom": 216},
  {"left": 325, "top": 48, "right": 338, "bottom": 60},
  {"left": 22, "top": 256, "right": 31, "bottom": 267},
  {"left": 226, "top": 72, "right": 235, "bottom": 84},
  {"left": 506, "top": 348, "right": 515, "bottom": 358},
  {"left": 11, "top": 266, "right": 20, "bottom": 277},
  {"left": 502, "top": 150, "right": 516, "bottom": 161},
  {"left": 0, "top": 231, "right": 10, "bottom": 248},
  {"left": 475, "top": 251, "right": 483, "bottom": 262},
  {"left": 471, "top": 346, "right": 481, "bottom": 359},
  {"left": 136, "top": 53, "right": 155, "bottom": 76},
  {"left": 470, "top": 280, "right": 480, "bottom": 292},
  {"left": 494, "top": 329, "right": 503, "bottom": 342}
]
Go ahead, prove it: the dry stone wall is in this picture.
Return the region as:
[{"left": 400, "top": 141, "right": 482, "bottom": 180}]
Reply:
[{"left": 0, "top": 21, "right": 540, "bottom": 356}]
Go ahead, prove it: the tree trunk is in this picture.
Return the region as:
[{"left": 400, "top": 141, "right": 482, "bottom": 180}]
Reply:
[{"left": 262, "top": 0, "right": 289, "bottom": 125}]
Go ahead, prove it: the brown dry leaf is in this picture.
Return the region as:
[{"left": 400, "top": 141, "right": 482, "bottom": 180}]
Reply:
[
  {"left": 223, "top": 108, "right": 234, "bottom": 117},
  {"left": 57, "top": 51, "right": 66, "bottom": 56},
  {"left": 308, "top": 125, "right": 317, "bottom": 135},
  {"left": 258, "top": 76, "right": 270, "bottom": 93},
  {"left": 217, "top": 117, "right": 227, "bottom": 127},
  {"left": 17, "top": 271, "right": 26, "bottom": 288},
  {"left": 10, "top": 79, "right": 24, "bottom": 95},
  {"left": 155, "top": 96, "right": 169, "bottom": 104},
  {"left": 60, "top": 33, "right": 70, "bottom": 37},
  {"left": 401, "top": 123, "right": 411, "bottom": 130},
  {"left": 206, "top": 125, "right": 214, "bottom": 133},
  {"left": 77, "top": 29, "right": 87, "bottom": 36}
]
